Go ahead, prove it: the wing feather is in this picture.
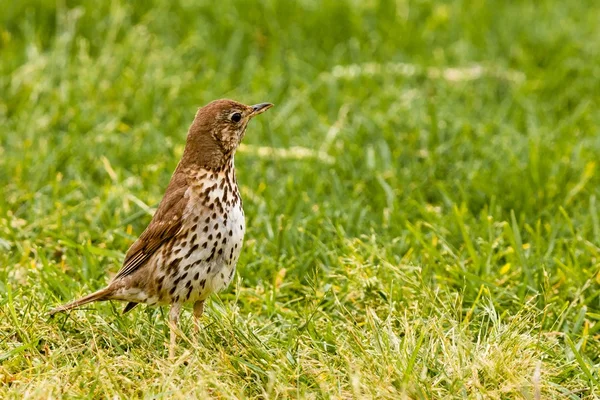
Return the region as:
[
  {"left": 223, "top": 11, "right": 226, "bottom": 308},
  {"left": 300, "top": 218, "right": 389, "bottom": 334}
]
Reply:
[{"left": 113, "top": 173, "right": 189, "bottom": 280}]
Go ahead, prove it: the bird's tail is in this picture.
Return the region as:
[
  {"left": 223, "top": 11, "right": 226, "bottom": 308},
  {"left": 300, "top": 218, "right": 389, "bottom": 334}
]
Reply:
[{"left": 48, "top": 287, "right": 112, "bottom": 316}]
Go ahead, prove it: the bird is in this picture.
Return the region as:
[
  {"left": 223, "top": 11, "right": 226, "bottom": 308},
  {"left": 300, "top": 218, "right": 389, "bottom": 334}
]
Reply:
[{"left": 50, "top": 99, "right": 273, "bottom": 357}]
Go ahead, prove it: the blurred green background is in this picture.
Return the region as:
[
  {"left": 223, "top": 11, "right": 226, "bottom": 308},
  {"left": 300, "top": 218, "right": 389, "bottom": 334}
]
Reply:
[{"left": 1, "top": 0, "right": 599, "bottom": 398}]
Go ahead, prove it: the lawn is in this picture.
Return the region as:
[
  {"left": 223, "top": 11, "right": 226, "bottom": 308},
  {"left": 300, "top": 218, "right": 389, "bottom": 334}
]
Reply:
[{"left": 1, "top": 0, "right": 600, "bottom": 398}]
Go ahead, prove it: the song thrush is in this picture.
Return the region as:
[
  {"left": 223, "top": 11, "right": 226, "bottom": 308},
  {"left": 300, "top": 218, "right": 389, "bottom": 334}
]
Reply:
[{"left": 50, "top": 99, "right": 273, "bottom": 357}]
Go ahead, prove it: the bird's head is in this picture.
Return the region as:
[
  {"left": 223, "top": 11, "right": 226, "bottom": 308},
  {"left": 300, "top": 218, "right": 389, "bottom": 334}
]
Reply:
[{"left": 183, "top": 99, "right": 273, "bottom": 169}]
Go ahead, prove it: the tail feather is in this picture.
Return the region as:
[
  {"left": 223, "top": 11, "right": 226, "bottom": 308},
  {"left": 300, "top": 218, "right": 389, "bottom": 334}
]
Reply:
[{"left": 49, "top": 287, "right": 112, "bottom": 316}]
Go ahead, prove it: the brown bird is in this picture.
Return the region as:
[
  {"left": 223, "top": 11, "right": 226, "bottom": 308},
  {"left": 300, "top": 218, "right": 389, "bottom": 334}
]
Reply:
[{"left": 50, "top": 99, "right": 273, "bottom": 357}]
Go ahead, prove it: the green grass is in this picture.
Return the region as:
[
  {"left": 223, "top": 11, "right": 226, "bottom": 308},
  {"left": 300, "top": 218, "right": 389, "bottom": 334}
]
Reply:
[{"left": 1, "top": 0, "right": 600, "bottom": 398}]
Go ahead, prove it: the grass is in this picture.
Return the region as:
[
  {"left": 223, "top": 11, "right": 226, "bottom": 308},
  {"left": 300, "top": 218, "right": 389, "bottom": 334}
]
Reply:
[{"left": 1, "top": 0, "right": 600, "bottom": 398}]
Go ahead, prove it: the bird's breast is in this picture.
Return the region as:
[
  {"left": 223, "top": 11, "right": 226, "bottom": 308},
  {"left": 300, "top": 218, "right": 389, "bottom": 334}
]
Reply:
[
  {"left": 152, "top": 168, "right": 246, "bottom": 305},
  {"left": 184, "top": 174, "right": 245, "bottom": 291}
]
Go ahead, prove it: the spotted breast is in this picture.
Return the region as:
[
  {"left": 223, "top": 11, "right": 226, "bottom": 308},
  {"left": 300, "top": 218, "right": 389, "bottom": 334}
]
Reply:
[{"left": 125, "top": 159, "right": 245, "bottom": 307}]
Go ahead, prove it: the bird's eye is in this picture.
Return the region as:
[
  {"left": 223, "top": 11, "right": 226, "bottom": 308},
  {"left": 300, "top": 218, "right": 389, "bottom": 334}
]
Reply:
[{"left": 231, "top": 112, "right": 242, "bottom": 123}]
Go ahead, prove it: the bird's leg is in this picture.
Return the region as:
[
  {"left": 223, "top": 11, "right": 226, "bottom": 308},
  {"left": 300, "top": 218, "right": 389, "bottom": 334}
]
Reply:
[
  {"left": 193, "top": 300, "right": 205, "bottom": 334},
  {"left": 168, "top": 303, "right": 182, "bottom": 358}
]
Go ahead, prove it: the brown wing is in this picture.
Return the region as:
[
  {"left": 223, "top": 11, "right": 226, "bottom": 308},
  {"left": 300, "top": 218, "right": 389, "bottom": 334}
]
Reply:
[{"left": 114, "top": 172, "right": 189, "bottom": 280}]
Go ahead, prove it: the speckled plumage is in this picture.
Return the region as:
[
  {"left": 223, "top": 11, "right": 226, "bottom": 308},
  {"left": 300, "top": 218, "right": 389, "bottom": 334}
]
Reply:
[
  {"left": 50, "top": 99, "right": 273, "bottom": 357},
  {"left": 113, "top": 160, "right": 245, "bottom": 307}
]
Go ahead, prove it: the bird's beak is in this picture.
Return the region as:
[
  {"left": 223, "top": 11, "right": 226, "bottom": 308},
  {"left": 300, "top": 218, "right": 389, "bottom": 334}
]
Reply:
[{"left": 250, "top": 102, "right": 273, "bottom": 117}]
